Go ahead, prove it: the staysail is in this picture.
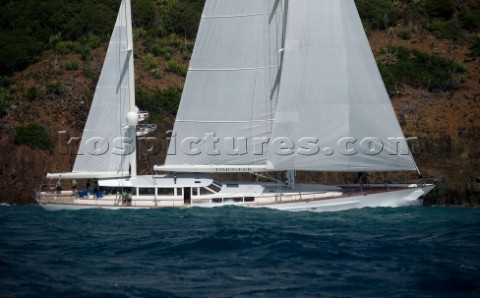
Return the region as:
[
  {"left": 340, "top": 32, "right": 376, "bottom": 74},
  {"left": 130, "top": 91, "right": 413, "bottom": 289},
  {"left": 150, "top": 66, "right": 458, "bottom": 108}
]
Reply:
[
  {"left": 48, "top": 0, "right": 136, "bottom": 178},
  {"left": 162, "top": 0, "right": 285, "bottom": 170}
]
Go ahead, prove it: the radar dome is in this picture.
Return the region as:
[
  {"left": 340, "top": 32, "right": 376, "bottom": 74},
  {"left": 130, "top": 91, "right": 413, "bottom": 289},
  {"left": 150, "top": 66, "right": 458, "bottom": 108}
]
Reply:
[{"left": 126, "top": 111, "right": 139, "bottom": 126}]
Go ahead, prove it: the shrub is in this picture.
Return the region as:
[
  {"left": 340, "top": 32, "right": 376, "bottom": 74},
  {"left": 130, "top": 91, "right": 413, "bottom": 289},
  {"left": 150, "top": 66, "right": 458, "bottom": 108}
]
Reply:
[
  {"left": 89, "top": 35, "right": 101, "bottom": 48},
  {"left": 142, "top": 53, "right": 158, "bottom": 71},
  {"left": 14, "top": 123, "right": 53, "bottom": 150},
  {"left": 459, "top": 11, "right": 480, "bottom": 32},
  {"left": 355, "top": 0, "right": 401, "bottom": 30},
  {"left": 0, "top": 89, "right": 11, "bottom": 116},
  {"left": 62, "top": 3, "right": 118, "bottom": 39},
  {"left": 378, "top": 45, "right": 468, "bottom": 94},
  {"left": 55, "top": 41, "right": 76, "bottom": 55},
  {"left": 0, "top": 31, "right": 43, "bottom": 75},
  {"left": 169, "top": 34, "right": 183, "bottom": 50},
  {"left": 151, "top": 69, "right": 161, "bottom": 79},
  {"left": 423, "top": 0, "right": 455, "bottom": 21},
  {"left": 78, "top": 47, "right": 92, "bottom": 61},
  {"left": 132, "top": 0, "right": 155, "bottom": 28},
  {"left": 144, "top": 39, "right": 172, "bottom": 60},
  {"left": 397, "top": 28, "right": 414, "bottom": 40},
  {"left": 46, "top": 81, "right": 62, "bottom": 96},
  {"left": 429, "top": 19, "right": 462, "bottom": 40},
  {"left": 136, "top": 87, "right": 183, "bottom": 121},
  {"left": 470, "top": 35, "right": 480, "bottom": 59},
  {"left": 65, "top": 59, "right": 78, "bottom": 71},
  {"left": 25, "top": 85, "right": 41, "bottom": 101},
  {"left": 160, "top": 0, "right": 205, "bottom": 38},
  {"left": 0, "top": 76, "right": 11, "bottom": 88},
  {"left": 165, "top": 61, "right": 187, "bottom": 77}
]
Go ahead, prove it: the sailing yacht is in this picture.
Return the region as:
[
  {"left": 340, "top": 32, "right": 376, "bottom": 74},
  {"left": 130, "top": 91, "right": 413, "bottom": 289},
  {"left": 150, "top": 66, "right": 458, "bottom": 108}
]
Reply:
[{"left": 36, "top": 0, "right": 434, "bottom": 211}]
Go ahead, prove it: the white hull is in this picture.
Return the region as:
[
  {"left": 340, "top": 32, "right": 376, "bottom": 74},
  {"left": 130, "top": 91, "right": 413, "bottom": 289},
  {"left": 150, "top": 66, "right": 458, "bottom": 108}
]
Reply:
[{"left": 36, "top": 181, "right": 434, "bottom": 212}]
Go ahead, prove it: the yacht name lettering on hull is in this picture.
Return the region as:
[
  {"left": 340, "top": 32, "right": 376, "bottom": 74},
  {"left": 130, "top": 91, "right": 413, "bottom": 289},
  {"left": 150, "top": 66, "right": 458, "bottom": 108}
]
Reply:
[{"left": 214, "top": 168, "right": 253, "bottom": 173}]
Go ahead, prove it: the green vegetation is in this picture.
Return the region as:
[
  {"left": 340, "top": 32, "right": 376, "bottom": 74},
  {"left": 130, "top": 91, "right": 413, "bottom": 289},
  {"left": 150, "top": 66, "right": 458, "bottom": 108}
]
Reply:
[
  {"left": 0, "top": 76, "right": 11, "bottom": 88},
  {"left": 24, "top": 86, "right": 42, "bottom": 101},
  {"left": 136, "top": 87, "right": 183, "bottom": 121},
  {"left": 132, "top": 0, "right": 155, "bottom": 28},
  {"left": 0, "top": 77, "right": 14, "bottom": 115},
  {"left": 0, "top": 88, "right": 11, "bottom": 117},
  {"left": 160, "top": 0, "right": 205, "bottom": 38},
  {"left": 0, "top": 0, "right": 204, "bottom": 76},
  {"left": 397, "top": 27, "right": 414, "bottom": 40},
  {"left": 165, "top": 61, "right": 187, "bottom": 77},
  {"left": 55, "top": 41, "right": 76, "bottom": 55},
  {"left": 459, "top": 11, "right": 480, "bottom": 32},
  {"left": 428, "top": 19, "right": 461, "bottom": 40},
  {"left": 355, "top": 0, "right": 401, "bottom": 30},
  {"left": 46, "top": 81, "right": 62, "bottom": 96},
  {"left": 419, "top": 0, "right": 455, "bottom": 21},
  {"left": 144, "top": 38, "right": 173, "bottom": 60},
  {"left": 142, "top": 53, "right": 158, "bottom": 71},
  {"left": 14, "top": 123, "right": 53, "bottom": 150},
  {"left": 470, "top": 35, "right": 480, "bottom": 59},
  {"left": 0, "top": 32, "right": 43, "bottom": 75},
  {"left": 65, "top": 60, "right": 79, "bottom": 71},
  {"left": 152, "top": 69, "right": 161, "bottom": 79},
  {"left": 378, "top": 45, "right": 468, "bottom": 94}
]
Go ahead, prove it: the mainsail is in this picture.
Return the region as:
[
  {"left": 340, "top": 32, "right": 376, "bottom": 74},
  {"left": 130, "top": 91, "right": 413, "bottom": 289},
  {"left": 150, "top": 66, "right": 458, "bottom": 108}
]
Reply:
[
  {"left": 48, "top": 0, "right": 137, "bottom": 178},
  {"left": 160, "top": 0, "right": 417, "bottom": 173},
  {"left": 163, "top": 0, "right": 285, "bottom": 168}
]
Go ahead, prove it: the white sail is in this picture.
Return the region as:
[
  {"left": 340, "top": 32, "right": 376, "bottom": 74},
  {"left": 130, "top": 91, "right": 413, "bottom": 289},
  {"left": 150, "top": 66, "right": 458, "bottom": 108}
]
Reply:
[
  {"left": 164, "top": 0, "right": 285, "bottom": 168},
  {"left": 267, "top": 0, "right": 417, "bottom": 172},
  {"left": 71, "top": 0, "right": 137, "bottom": 177}
]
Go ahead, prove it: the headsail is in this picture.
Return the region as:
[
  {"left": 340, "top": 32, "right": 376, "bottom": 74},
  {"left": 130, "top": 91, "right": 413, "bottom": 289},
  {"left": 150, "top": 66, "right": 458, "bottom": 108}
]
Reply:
[
  {"left": 267, "top": 0, "right": 417, "bottom": 172},
  {"left": 163, "top": 0, "right": 285, "bottom": 169},
  {"left": 49, "top": 0, "right": 137, "bottom": 179}
]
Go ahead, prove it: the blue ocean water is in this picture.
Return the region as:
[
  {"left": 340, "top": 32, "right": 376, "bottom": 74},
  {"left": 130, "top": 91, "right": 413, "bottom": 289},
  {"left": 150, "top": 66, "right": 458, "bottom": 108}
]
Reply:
[{"left": 0, "top": 206, "right": 479, "bottom": 298}]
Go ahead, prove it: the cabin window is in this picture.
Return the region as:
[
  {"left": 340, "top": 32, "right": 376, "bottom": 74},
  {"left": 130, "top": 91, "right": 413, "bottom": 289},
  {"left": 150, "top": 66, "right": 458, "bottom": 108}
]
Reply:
[
  {"left": 192, "top": 188, "right": 198, "bottom": 196},
  {"left": 208, "top": 183, "right": 222, "bottom": 193},
  {"left": 176, "top": 188, "right": 183, "bottom": 196},
  {"left": 224, "top": 197, "right": 243, "bottom": 203},
  {"left": 212, "top": 198, "right": 223, "bottom": 203},
  {"left": 245, "top": 197, "right": 254, "bottom": 202},
  {"left": 226, "top": 184, "right": 239, "bottom": 188},
  {"left": 138, "top": 188, "right": 155, "bottom": 196},
  {"left": 157, "top": 188, "right": 175, "bottom": 196},
  {"left": 200, "top": 187, "right": 213, "bottom": 195},
  {"left": 103, "top": 187, "right": 122, "bottom": 195}
]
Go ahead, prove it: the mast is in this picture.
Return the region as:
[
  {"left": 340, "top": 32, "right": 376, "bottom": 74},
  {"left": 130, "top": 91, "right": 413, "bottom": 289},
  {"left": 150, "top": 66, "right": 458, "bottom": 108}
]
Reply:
[
  {"left": 280, "top": 0, "right": 296, "bottom": 189},
  {"left": 125, "top": 0, "right": 137, "bottom": 177}
]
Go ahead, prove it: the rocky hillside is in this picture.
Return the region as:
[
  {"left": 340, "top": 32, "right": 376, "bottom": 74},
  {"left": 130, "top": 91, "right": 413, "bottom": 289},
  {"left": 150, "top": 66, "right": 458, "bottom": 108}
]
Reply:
[{"left": 0, "top": 0, "right": 479, "bottom": 205}]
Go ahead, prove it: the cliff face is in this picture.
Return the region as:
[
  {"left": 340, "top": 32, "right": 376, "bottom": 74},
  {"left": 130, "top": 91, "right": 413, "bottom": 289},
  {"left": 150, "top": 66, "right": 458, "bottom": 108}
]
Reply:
[
  {"left": 368, "top": 29, "right": 480, "bottom": 206},
  {"left": 1, "top": 6, "right": 479, "bottom": 205}
]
